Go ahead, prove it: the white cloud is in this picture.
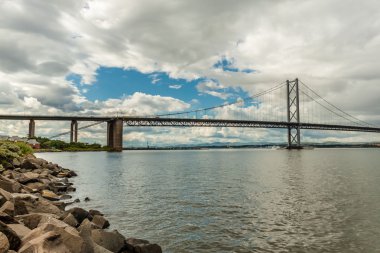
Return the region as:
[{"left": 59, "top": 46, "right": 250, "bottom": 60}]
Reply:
[{"left": 169, "top": 84, "right": 182, "bottom": 89}]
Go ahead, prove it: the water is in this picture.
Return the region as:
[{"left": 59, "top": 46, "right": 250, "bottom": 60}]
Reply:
[{"left": 37, "top": 149, "right": 380, "bottom": 253}]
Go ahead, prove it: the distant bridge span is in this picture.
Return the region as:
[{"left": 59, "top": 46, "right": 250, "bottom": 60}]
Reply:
[
  {"left": 1, "top": 79, "right": 379, "bottom": 151},
  {"left": 1, "top": 115, "right": 380, "bottom": 151}
]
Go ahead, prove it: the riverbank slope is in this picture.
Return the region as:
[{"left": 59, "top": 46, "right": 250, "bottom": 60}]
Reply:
[{"left": 0, "top": 142, "right": 162, "bottom": 253}]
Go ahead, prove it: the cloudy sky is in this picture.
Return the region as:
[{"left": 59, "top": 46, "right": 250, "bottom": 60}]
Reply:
[{"left": 0, "top": 0, "right": 380, "bottom": 146}]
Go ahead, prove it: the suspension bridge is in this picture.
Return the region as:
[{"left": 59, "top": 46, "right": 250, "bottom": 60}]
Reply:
[{"left": 1, "top": 79, "right": 379, "bottom": 151}]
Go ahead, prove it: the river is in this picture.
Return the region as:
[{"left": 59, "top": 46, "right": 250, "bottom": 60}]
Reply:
[{"left": 37, "top": 148, "right": 380, "bottom": 253}]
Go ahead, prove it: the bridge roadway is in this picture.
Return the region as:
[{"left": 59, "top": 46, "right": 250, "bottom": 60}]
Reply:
[{"left": 1, "top": 114, "right": 380, "bottom": 133}]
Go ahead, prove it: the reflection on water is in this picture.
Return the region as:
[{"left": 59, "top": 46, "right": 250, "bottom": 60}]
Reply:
[{"left": 37, "top": 149, "right": 380, "bottom": 253}]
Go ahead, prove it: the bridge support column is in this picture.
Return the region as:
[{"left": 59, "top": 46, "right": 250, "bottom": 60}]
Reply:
[
  {"left": 286, "top": 78, "right": 302, "bottom": 149},
  {"left": 28, "top": 119, "right": 35, "bottom": 139},
  {"left": 107, "top": 119, "right": 123, "bottom": 152},
  {"left": 70, "top": 120, "right": 78, "bottom": 143}
]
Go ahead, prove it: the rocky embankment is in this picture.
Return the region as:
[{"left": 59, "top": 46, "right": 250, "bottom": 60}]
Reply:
[{"left": 0, "top": 142, "right": 162, "bottom": 253}]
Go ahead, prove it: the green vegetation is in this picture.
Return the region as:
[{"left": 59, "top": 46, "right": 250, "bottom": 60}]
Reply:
[
  {"left": 35, "top": 137, "right": 108, "bottom": 151},
  {"left": 0, "top": 141, "right": 33, "bottom": 169}
]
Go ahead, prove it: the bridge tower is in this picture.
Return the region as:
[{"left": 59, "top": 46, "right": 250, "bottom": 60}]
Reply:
[
  {"left": 70, "top": 120, "right": 78, "bottom": 143},
  {"left": 286, "top": 79, "right": 302, "bottom": 149},
  {"left": 107, "top": 118, "right": 123, "bottom": 152},
  {"left": 28, "top": 119, "right": 35, "bottom": 139}
]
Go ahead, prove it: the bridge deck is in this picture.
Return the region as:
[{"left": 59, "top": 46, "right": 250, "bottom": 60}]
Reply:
[{"left": 1, "top": 115, "right": 380, "bottom": 133}]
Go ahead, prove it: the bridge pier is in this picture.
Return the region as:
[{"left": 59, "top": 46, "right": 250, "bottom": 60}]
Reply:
[
  {"left": 28, "top": 119, "right": 35, "bottom": 139},
  {"left": 286, "top": 79, "right": 302, "bottom": 149},
  {"left": 70, "top": 120, "right": 78, "bottom": 143},
  {"left": 107, "top": 119, "right": 123, "bottom": 151}
]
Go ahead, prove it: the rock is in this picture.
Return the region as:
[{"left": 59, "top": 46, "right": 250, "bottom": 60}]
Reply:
[
  {"left": 25, "top": 181, "right": 46, "bottom": 192},
  {"left": 126, "top": 238, "right": 162, "bottom": 253},
  {"left": 0, "top": 221, "right": 21, "bottom": 251},
  {"left": 14, "top": 194, "right": 63, "bottom": 216},
  {"left": 89, "top": 209, "right": 104, "bottom": 217},
  {"left": 0, "top": 196, "right": 4, "bottom": 208},
  {"left": 78, "top": 218, "right": 100, "bottom": 230},
  {"left": 92, "top": 215, "right": 110, "bottom": 229},
  {"left": 91, "top": 229, "right": 126, "bottom": 253},
  {"left": 18, "top": 172, "right": 40, "bottom": 184},
  {"left": 48, "top": 181, "right": 68, "bottom": 193},
  {"left": 0, "top": 189, "right": 11, "bottom": 202},
  {"left": 7, "top": 224, "right": 31, "bottom": 239},
  {"left": 20, "top": 159, "right": 41, "bottom": 171},
  {"left": 66, "top": 207, "right": 90, "bottom": 224},
  {"left": 12, "top": 158, "right": 21, "bottom": 168},
  {"left": 41, "top": 189, "right": 60, "bottom": 201},
  {"left": 0, "top": 201, "right": 14, "bottom": 216},
  {"left": 19, "top": 223, "right": 86, "bottom": 253},
  {"left": 0, "top": 212, "right": 17, "bottom": 224},
  {"left": 63, "top": 213, "right": 78, "bottom": 227},
  {"left": 0, "top": 232, "right": 9, "bottom": 253},
  {"left": 0, "top": 175, "right": 21, "bottom": 193},
  {"left": 15, "top": 213, "right": 59, "bottom": 230},
  {"left": 84, "top": 197, "right": 90, "bottom": 202}
]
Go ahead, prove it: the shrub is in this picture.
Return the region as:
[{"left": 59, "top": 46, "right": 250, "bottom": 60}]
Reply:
[{"left": 15, "top": 142, "right": 34, "bottom": 155}]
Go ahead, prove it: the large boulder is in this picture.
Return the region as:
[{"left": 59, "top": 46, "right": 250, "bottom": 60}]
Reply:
[
  {"left": 13, "top": 193, "right": 63, "bottom": 216},
  {"left": 91, "top": 229, "right": 126, "bottom": 253},
  {"left": 66, "top": 207, "right": 90, "bottom": 224},
  {"left": 92, "top": 215, "right": 110, "bottom": 229},
  {"left": 0, "top": 231, "right": 9, "bottom": 253},
  {"left": 7, "top": 224, "right": 31, "bottom": 239},
  {"left": 15, "top": 213, "right": 59, "bottom": 230},
  {"left": 41, "top": 189, "right": 60, "bottom": 201},
  {"left": 17, "top": 172, "right": 40, "bottom": 184},
  {"left": 126, "top": 238, "right": 162, "bottom": 253},
  {"left": 19, "top": 223, "right": 86, "bottom": 253},
  {"left": 0, "top": 212, "right": 17, "bottom": 224},
  {"left": 0, "top": 201, "right": 14, "bottom": 216},
  {"left": 0, "top": 221, "right": 21, "bottom": 251},
  {"left": 0, "top": 175, "right": 21, "bottom": 193},
  {"left": 20, "top": 159, "right": 41, "bottom": 171},
  {"left": 63, "top": 213, "right": 78, "bottom": 227}
]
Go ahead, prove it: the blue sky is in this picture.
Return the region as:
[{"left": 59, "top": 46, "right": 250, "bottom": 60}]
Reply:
[{"left": 69, "top": 59, "right": 252, "bottom": 114}]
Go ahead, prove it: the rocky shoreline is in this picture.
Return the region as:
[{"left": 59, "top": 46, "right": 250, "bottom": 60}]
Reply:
[{"left": 0, "top": 142, "right": 162, "bottom": 253}]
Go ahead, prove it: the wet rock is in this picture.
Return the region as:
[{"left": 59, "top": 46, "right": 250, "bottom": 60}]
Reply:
[
  {"left": 91, "top": 229, "right": 126, "bottom": 253},
  {"left": 0, "top": 231, "right": 9, "bottom": 253},
  {"left": 126, "top": 238, "right": 162, "bottom": 253},
  {"left": 66, "top": 207, "right": 90, "bottom": 224},
  {"left": 89, "top": 209, "right": 104, "bottom": 217},
  {"left": 84, "top": 197, "right": 90, "bottom": 202},
  {"left": 0, "top": 221, "right": 21, "bottom": 251},
  {"left": 7, "top": 224, "right": 31, "bottom": 239},
  {"left": 41, "top": 189, "right": 60, "bottom": 201},
  {"left": 92, "top": 215, "right": 110, "bottom": 229}
]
